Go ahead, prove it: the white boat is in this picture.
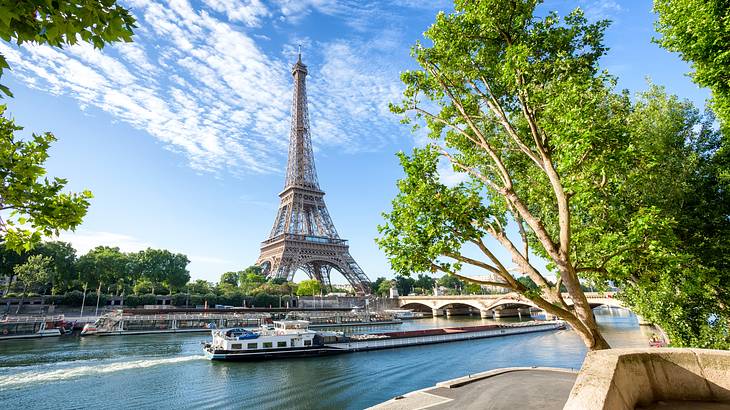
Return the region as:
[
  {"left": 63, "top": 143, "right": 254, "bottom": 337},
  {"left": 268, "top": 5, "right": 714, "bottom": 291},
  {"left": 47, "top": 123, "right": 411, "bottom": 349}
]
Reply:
[
  {"left": 203, "top": 320, "right": 345, "bottom": 361},
  {"left": 383, "top": 309, "right": 424, "bottom": 320}
]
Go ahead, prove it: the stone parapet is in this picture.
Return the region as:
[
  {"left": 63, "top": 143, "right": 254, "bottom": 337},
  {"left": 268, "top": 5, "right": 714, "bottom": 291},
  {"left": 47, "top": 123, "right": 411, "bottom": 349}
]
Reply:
[{"left": 564, "top": 348, "right": 730, "bottom": 409}]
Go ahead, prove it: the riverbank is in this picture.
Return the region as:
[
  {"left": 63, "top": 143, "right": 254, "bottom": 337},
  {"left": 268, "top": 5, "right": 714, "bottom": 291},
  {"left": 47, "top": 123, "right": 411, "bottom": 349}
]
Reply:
[{"left": 0, "top": 308, "right": 651, "bottom": 409}]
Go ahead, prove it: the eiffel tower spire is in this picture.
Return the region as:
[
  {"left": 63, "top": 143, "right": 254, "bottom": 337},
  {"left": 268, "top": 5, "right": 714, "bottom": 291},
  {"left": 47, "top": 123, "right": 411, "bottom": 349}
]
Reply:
[
  {"left": 256, "top": 54, "right": 371, "bottom": 295},
  {"left": 284, "top": 52, "right": 320, "bottom": 191}
]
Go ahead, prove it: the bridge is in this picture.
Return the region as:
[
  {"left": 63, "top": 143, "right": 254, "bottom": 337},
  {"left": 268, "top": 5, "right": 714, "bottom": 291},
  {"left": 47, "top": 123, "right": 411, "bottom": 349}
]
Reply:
[{"left": 397, "top": 292, "right": 626, "bottom": 319}]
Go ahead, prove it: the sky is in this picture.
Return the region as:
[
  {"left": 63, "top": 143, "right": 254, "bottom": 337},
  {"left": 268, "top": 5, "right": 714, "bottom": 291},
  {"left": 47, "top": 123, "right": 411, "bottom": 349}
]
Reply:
[{"left": 0, "top": 0, "right": 710, "bottom": 284}]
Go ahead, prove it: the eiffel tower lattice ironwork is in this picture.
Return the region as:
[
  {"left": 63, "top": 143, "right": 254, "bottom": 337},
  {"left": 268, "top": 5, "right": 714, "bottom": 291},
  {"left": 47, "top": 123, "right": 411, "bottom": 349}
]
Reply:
[{"left": 256, "top": 54, "right": 371, "bottom": 294}]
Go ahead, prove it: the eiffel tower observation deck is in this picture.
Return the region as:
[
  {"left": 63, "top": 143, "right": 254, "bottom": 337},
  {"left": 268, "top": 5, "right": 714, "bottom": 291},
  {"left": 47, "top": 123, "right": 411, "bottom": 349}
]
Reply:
[{"left": 256, "top": 54, "right": 371, "bottom": 295}]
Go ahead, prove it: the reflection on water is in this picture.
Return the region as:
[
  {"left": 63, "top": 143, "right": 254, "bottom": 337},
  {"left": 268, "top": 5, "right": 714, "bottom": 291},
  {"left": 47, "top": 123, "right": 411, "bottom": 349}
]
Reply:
[{"left": 0, "top": 308, "right": 651, "bottom": 409}]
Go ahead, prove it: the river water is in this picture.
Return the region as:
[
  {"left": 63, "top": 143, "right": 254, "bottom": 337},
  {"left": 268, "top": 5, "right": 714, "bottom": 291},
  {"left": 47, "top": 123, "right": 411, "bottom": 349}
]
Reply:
[{"left": 0, "top": 308, "right": 652, "bottom": 409}]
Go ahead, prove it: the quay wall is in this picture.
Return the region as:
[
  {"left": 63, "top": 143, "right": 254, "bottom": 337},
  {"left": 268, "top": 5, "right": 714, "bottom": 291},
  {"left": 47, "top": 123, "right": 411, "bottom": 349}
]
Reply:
[{"left": 564, "top": 348, "right": 730, "bottom": 409}]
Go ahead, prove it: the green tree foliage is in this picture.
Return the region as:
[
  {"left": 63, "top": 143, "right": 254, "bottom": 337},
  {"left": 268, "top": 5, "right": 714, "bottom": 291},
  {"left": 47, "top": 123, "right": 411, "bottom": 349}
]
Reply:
[
  {"left": 380, "top": 0, "right": 650, "bottom": 350},
  {"left": 394, "top": 275, "right": 415, "bottom": 296},
  {"left": 77, "top": 246, "right": 129, "bottom": 294},
  {"left": 296, "top": 279, "right": 321, "bottom": 297},
  {"left": 14, "top": 254, "right": 52, "bottom": 294},
  {"left": 132, "top": 248, "right": 190, "bottom": 294},
  {"left": 219, "top": 271, "right": 239, "bottom": 287},
  {"left": 464, "top": 283, "right": 482, "bottom": 295},
  {"left": 377, "top": 279, "right": 393, "bottom": 297},
  {"left": 31, "top": 241, "right": 76, "bottom": 294},
  {"left": 588, "top": 87, "right": 730, "bottom": 348},
  {"left": 437, "top": 274, "right": 464, "bottom": 290},
  {"left": 516, "top": 276, "right": 539, "bottom": 291},
  {"left": 187, "top": 279, "right": 213, "bottom": 295},
  {"left": 654, "top": 0, "right": 730, "bottom": 130},
  {"left": 370, "top": 276, "right": 387, "bottom": 294},
  {"left": 414, "top": 273, "right": 435, "bottom": 293},
  {"left": 0, "top": 109, "right": 92, "bottom": 252},
  {"left": 0, "top": 0, "right": 136, "bottom": 97}
]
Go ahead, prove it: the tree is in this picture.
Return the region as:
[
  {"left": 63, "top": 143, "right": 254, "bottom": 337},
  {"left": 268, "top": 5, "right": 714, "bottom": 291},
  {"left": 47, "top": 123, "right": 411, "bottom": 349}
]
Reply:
[
  {"left": 377, "top": 280, "right": 393, "bottom": 297},
  {"left": 77, "top": 246, "right": 129, "bottom": 294},
  {"left": 464, "top": 283, "right": 482, "bottom": 295},
  {"left": 370, "top": 277, "right": 387, "bottom": 294},
  {"left": 394, "top": 275, "right": 415, "bottom": 296},
  {"left": 414, "top": 273, "right": 435, "bottom": 293},
  {"left": 380, "top": 1, "right": 639, "bottom": 350},
  {"left": 220, "top": 271, "right": 239, "bottom": 287},
  {"left": 654, "top": 0, "right": 730, "bottom": 130},
  {"left": 0, "top": 109, "right": 92, "bottom": 252},
  {"left": 0, "top": 0, "right": 136, "bottom": 97},
  {"left": 31, "top": 241, "right": 76, "bottom": 294},
  {"left": 0, "top": 243, "right": 28, "bottom": 294},
  {"left": 132, "top": 248, "right": 190, "bottom": 294},
  {"left": 587, "top": 87, "right": 730, "bottom": 348},
  {"left": 13, "top": 254, "right": 52, "bottom": 313},
  {"left": 187, "top": 279, "right": 213, "bottom": 295},
  {"left": 437, "top": 274, "right": 464, "bottom": 290},
  {"left": 296, "top": 279, "right": 321, "bottom": 297}
]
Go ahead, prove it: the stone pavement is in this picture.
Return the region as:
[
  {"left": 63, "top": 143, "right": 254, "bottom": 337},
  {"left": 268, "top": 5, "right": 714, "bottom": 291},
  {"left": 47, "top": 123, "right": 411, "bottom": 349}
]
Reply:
[{"left": 369, "top": 367, "right": 577, "bottom": 410}]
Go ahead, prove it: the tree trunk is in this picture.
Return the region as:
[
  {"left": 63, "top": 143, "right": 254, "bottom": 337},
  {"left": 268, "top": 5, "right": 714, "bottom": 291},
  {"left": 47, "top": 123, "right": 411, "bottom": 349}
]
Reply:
[
  {"left": 15, "top": 284, "right": 26, "bottom": 314},
  {"left": 558, "top": 260, "right": 611, "bottom": 350}
]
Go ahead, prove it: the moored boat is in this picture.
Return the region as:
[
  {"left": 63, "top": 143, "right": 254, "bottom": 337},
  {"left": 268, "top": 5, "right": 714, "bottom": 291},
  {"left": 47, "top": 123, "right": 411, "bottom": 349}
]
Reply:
[
  {"left": 203, "top": 320, "right": 346, "bottom": 360},
  {"left": 0, "top": 316, "right": 69, "bottom": 340}
]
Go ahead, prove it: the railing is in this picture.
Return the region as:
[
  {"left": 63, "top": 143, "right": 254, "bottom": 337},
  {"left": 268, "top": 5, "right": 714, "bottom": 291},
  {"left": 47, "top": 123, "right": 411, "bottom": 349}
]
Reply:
[{"left": 261, "top": 234, "right": 348, "bottom": 246}]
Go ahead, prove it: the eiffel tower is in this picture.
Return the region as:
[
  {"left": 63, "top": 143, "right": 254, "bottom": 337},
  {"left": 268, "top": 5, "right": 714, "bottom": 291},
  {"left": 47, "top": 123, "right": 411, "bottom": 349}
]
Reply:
[{"left": 256, "top": 54, "right": 371, "bottom": 295}]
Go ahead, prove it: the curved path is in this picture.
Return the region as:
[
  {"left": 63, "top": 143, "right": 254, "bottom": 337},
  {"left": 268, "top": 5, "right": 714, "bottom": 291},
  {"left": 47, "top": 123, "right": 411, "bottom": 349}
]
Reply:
[{"left": 369, "top": 367, "right": 577, "bottom": 410}]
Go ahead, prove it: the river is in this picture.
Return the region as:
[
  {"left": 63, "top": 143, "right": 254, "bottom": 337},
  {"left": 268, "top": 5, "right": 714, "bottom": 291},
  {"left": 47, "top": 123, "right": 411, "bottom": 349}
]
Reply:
[{"left": 0, "top": 307, "right": 653, "bottom": 409}]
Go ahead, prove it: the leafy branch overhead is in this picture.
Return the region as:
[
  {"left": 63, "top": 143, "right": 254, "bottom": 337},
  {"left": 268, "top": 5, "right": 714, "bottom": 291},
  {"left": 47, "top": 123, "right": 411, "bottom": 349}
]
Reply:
[
  {"left": 0, "top": 0, "right": 136, "bottom": 97},
  {"left": 0, "top": 106, "right": 92, "bottom": 252}
]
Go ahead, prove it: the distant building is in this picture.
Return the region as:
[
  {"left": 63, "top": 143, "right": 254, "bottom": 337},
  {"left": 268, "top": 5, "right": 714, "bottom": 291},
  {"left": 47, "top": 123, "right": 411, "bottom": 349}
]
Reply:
[{"left": 466, "top": 274, "right": 509, "bottom": 294}]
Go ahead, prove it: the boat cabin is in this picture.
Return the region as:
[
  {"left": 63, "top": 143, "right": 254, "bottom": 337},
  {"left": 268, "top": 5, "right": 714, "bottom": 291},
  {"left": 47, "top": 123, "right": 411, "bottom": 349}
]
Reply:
[{"left": 210, "top": 320, "right": 317, "bottom": 352}]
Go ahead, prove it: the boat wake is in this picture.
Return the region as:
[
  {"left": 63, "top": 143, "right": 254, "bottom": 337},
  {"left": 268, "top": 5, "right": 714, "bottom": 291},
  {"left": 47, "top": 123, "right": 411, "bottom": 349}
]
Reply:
[{"left": 0, "top": 355, "right": 204, "bottom": 389}]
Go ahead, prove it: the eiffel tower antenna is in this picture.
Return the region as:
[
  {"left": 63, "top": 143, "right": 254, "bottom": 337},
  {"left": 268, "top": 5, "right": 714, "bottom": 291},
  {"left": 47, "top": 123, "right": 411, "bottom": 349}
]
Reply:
[{"left": 256, "top": 54, "right": 371, "bottom": 295}]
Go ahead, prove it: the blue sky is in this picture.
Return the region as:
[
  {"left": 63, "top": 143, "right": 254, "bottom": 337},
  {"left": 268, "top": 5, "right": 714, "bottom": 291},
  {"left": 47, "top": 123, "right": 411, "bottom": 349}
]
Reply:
[{"left": 0, "top": 0, "right": 710, "bottom": 284}]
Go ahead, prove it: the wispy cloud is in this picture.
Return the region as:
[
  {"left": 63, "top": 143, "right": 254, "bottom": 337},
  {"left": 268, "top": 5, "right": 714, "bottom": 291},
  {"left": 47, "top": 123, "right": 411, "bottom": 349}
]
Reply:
[
  {"left": 57, "top": 230, "right": 152, "bottom": 255},
  {"left": 578, "top": 0, "right": 624, "bottom": 21},
  {"left": 2, "top": 0, "right": 408, "bottom": 177}
]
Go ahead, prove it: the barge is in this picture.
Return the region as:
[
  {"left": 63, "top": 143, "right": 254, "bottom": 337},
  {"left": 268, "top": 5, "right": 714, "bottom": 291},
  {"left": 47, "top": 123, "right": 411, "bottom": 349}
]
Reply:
[
  {"left": 0, "top": 316, "right": 73, "bottom": 340},
  {"left": 203, "top": 320, "right": 566, "bottom": 361},
  {"left": 81, "top": 310, "right": 269, "bottom": 336}
]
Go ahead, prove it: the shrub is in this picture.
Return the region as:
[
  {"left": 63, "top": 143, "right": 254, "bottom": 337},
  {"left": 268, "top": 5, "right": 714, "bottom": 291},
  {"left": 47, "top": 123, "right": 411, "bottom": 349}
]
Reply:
[
  {"left": 48, "top": 295, "right": 64, "bottom": 305},
  {"left": 190, "top": 294, "right": 203, "bottom": 306},
  {"left": 123, "top": 294, "right": 140, "bottom": 307},
  {"left": 139, "top": 294, "right": 157, "bottom": 306},
  {"left": 252, "top": 293, "right": 278, "bottom": 308},
  {"left": 203, "top": 293, "right": 218, "bottom": 306},
  {"left": 172, "top": 293, "right": 189, "bottom": 306}
]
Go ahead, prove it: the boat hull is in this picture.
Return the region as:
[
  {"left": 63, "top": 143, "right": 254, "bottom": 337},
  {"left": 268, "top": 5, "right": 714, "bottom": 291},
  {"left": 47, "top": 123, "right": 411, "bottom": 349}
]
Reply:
[{"left": 204, "top": 346, "right": 347, "bottom": 361}]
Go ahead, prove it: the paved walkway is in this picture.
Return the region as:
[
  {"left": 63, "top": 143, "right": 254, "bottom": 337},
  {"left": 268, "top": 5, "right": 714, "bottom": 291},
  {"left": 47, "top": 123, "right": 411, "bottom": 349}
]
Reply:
[{"left": 369, "top": 367, "right": 577, "bottom": 410}]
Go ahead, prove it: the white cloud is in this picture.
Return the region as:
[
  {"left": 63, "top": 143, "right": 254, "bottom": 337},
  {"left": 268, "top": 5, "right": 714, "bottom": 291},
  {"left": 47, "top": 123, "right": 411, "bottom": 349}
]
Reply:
[
  {"left": 1, "top": 0, "right": 409, "bottom": 177},
  {"left": 202, "top": 0, "right": 270, "bottom": 26},
  {"left": 57, "top": 230, "right": 152, "bottom": 255},
  {"left": 438, "top": 159, "right": 469, "bottom": 187},
  {"left": 578, "top": 0, "right": 623, "bottom": 21}
]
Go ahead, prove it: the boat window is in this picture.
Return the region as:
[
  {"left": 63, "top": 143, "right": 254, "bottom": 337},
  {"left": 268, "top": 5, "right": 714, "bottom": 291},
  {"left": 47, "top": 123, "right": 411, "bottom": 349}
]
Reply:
[
  {"left": 263, "top": 342, "right": 273, "bottom": 348},
  {"left": 304, "top": 340, "right": 312, "bottom": 346},
  {"left": 231, "top": 343, "right": 242, "bottom": 350},
  {"left": 247, "top": 343, "right": 257, "bottom": 349},
  {"left": 277, "top": 341, "right": 287, "bottom": 347}
]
